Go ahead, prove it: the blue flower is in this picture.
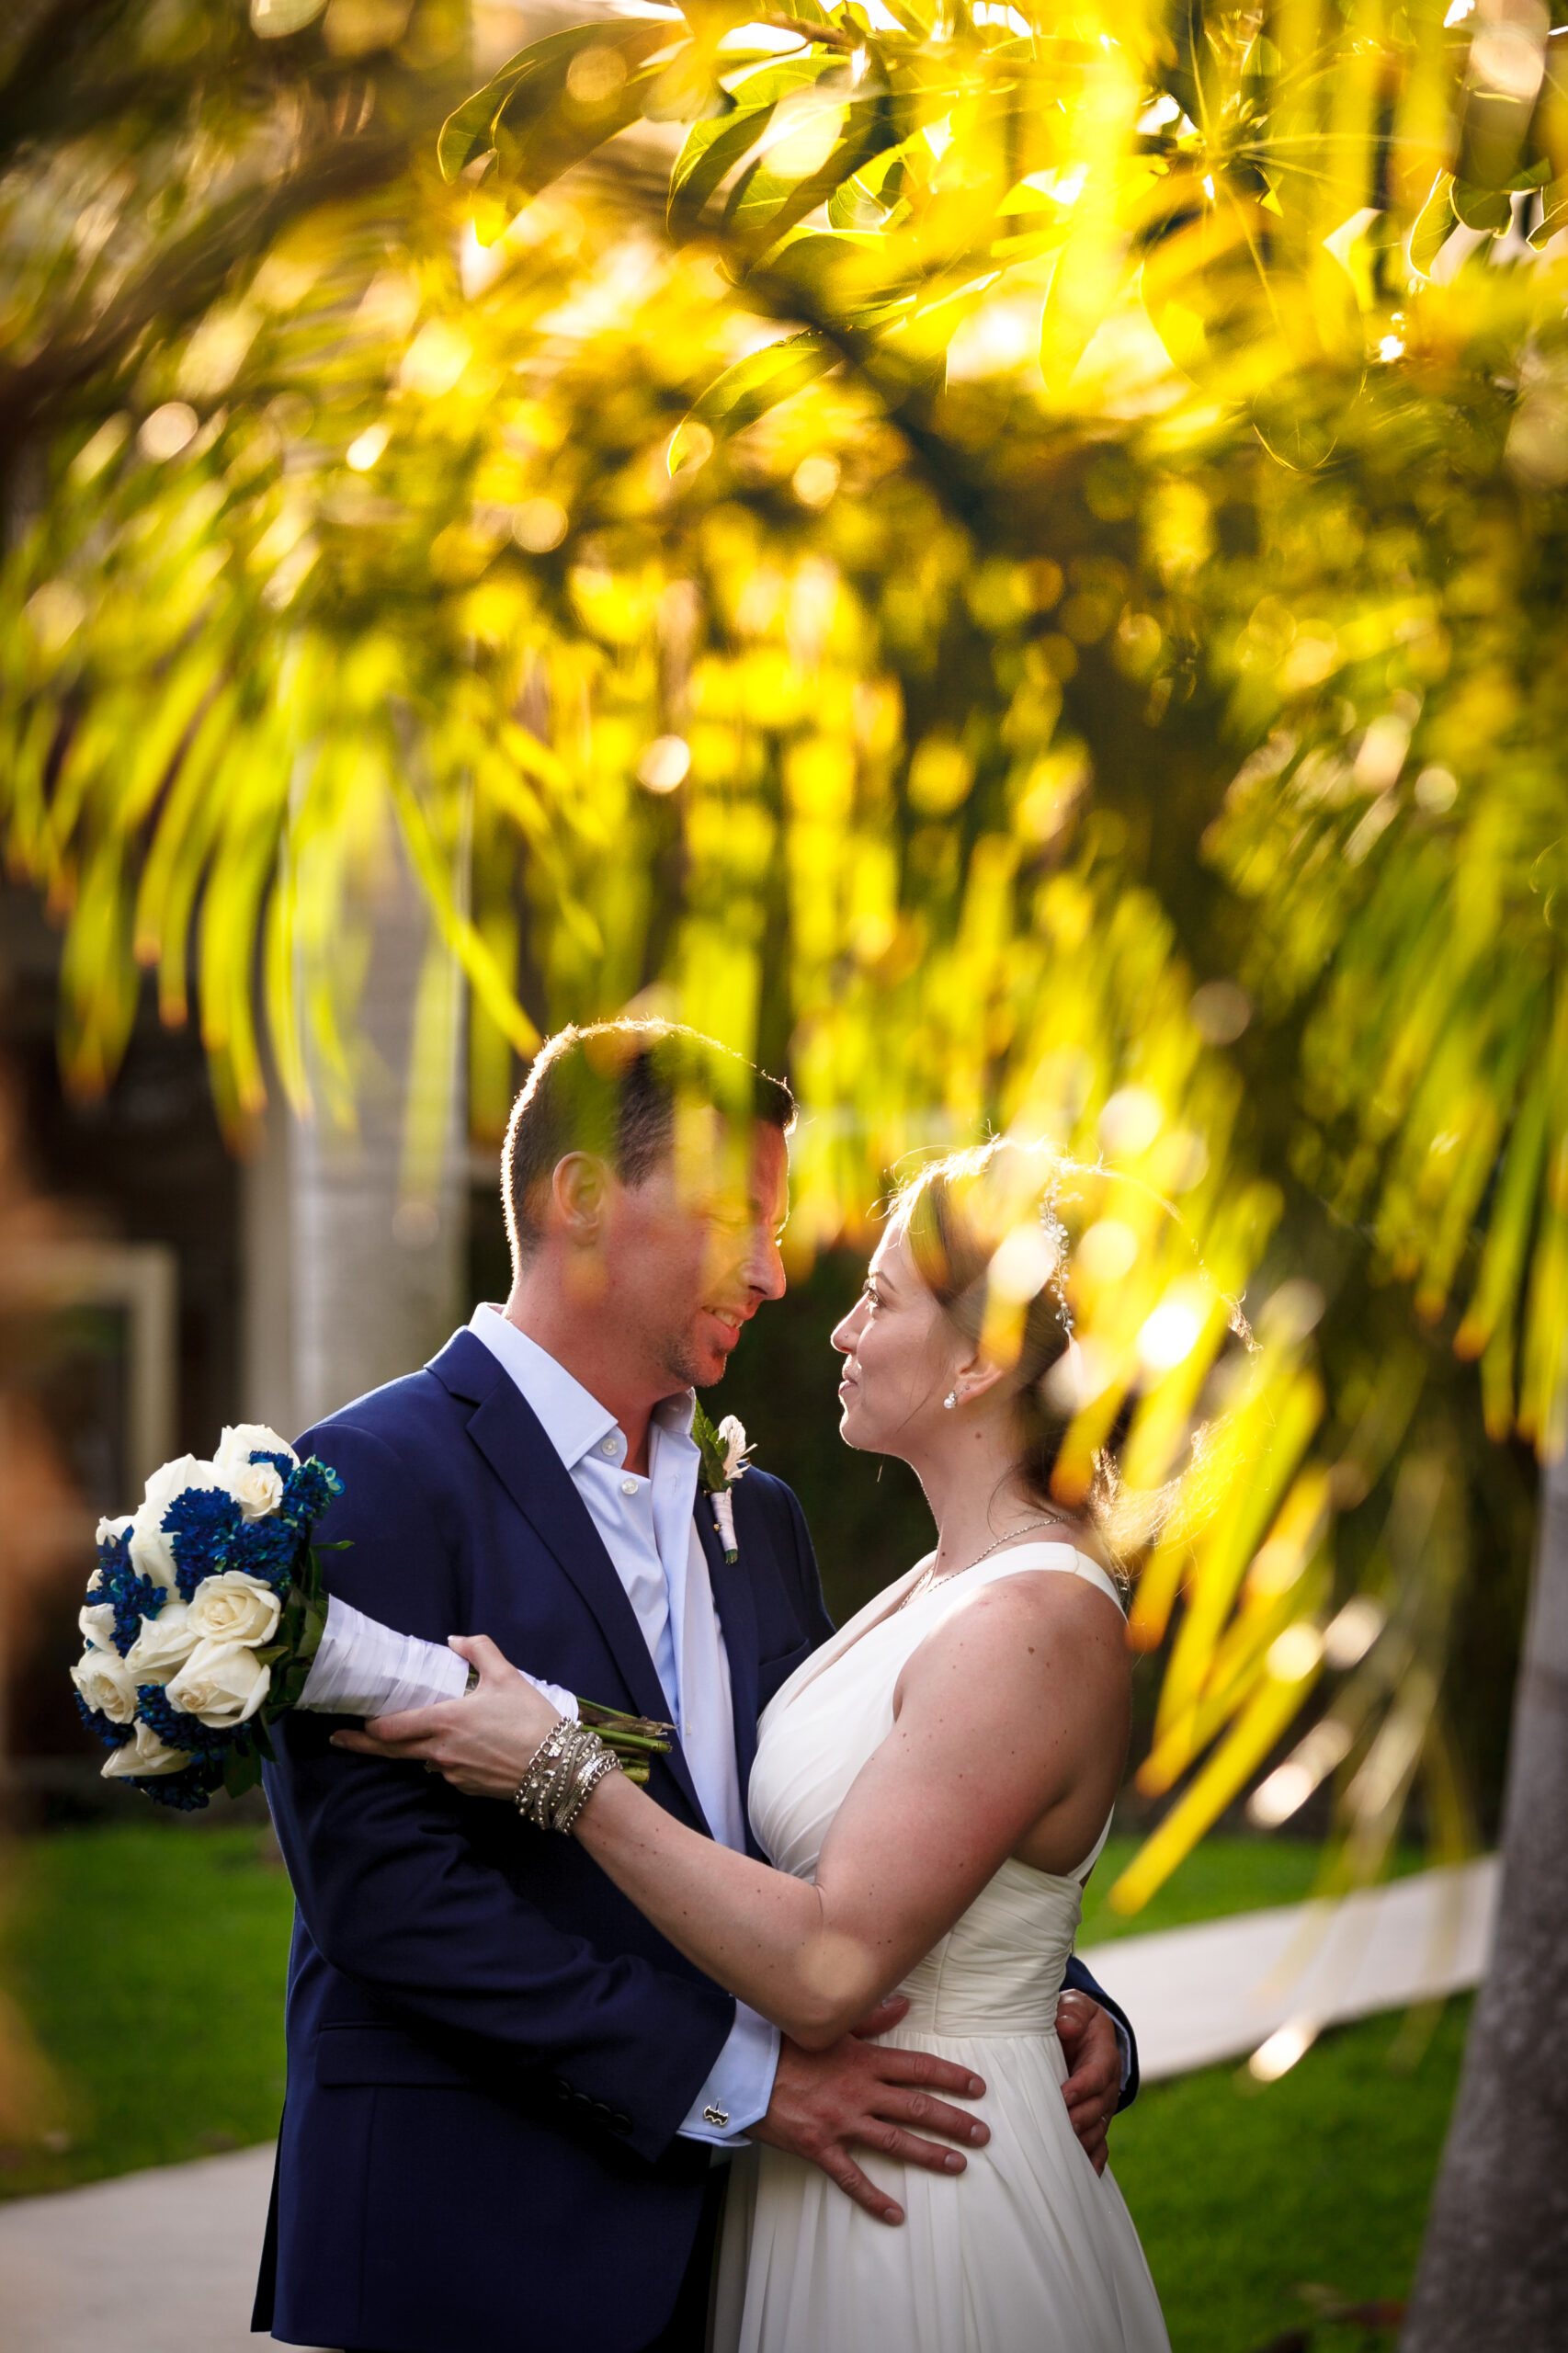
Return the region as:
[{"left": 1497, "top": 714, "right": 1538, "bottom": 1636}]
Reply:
[
  {"left": 91, "top": 1545, "right": 167, "bottom": 1656},
  {"left": 250, "top": 1449, "right": 297, "bottom": 1479},
  {"left": 233, "top": 1510, "right": 303, "bottom": 1592},
  {"left": 136, "top": 1685, "right": 233, "bottom": 1766},
  {"left": 75, "top": 1693, "right": 135, "bottom": 1749},
  {"left": 162, "top": 1486, "right": 244, "bottom": 1599},
  {"left": 138, "top": 1758, "right": 223, "bottom": 1811},
  {"left": 280, "top": 1458, "right": 342, "bottom": 1529},
  {"left": 95, "top": 1524, "right": 132, "bottom": 1574}
]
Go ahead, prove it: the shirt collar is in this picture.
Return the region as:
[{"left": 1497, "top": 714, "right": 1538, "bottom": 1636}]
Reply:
[{"left": 468, "top": 1304, "right": 696, "bottom": 1469}]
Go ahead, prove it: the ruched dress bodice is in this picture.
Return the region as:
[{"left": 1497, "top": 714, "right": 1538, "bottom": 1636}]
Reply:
[{"left": 712, "top": 1544, "right": 1170, "bottom": 2353}]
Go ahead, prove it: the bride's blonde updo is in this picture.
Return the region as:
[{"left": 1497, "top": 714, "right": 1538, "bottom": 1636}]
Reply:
[
  {"left": 892, "top": 1140, "right": 1082, "bottom": 1520},
  {"left": 890, "top": 1139, "right": 1096, "bottom": 1524},
  {"left": 889, "top": 1135, "right": 1244, "bottom": 1567}
]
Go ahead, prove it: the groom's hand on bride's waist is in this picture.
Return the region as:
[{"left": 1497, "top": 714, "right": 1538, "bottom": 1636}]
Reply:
[
  {"left": 744, "top": 1994, "right": 989, "bottom": 2227},
  {"left": 1055, "top": 1992, "right": 1120, "bottom": 2176}
]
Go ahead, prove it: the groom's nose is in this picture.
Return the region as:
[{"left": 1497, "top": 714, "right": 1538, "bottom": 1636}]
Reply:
[{"left": 745, "top": 1222, "right": 788, "bottom": 1302}]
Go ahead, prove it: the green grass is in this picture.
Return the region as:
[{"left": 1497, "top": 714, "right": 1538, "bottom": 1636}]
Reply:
[
  {"left": 1113, "top": 2002, "right": 1466, "bottom": 2353},
  {"left": 0, "top": 1824, "right": 293, "bottom": 2200},
  {"left": 1082, "top": 1835, "right": 1457, "bottom": 2352},
  {"left": 0, "top": 1826, "right": 1467, "bottom": 2353},
  {"left": 1084, "top": 1833, "right": 1327, "bottom": 1945},
  {"left": 1080, "top": 1833, "right": 1424, "bottom": 1945}
]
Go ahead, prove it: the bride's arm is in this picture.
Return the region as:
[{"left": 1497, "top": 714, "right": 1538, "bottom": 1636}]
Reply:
[{"left": 335, "top": 1574, "right": 1128, "bottom": 2052}]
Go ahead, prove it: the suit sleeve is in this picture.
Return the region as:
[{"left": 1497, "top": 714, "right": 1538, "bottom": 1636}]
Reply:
[
  {"left": 266, "top": 1418, "right": 734, "bottom": 2165},
  {"left": 779, "top": 1481, "right": 837, "bottom": 1646},
  {"left": 1062, "top": 1952, "right": 1140, "bottom": 2110}
]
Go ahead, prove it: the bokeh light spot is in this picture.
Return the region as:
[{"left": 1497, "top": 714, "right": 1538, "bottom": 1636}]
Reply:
[{"left": 138, "top": 404, "right": 199, "bottom": 461}]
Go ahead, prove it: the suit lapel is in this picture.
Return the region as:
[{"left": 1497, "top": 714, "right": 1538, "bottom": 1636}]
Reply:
[
  {"left": 694, "top": 1490, "right": 760, "bottom": 1840},
  {"left": 437, "top": 1336, "right": 710, "bottom": 1831}
]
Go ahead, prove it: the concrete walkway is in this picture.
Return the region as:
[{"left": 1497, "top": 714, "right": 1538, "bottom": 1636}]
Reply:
[
  {"left": 1083, "top": 1855, "right": 1499, "bottom": 2082},
  {"left": 0, "top": 1859, "right": 1498, "bottom": 2353},
  {"left": 0, "top": 2141, "right": 324, "bottom": 2353}
]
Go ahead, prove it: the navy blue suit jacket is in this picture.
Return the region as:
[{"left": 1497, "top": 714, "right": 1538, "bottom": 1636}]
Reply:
[{"left": 255, "top": 1327, "right": 1137, "bottom": 2353}]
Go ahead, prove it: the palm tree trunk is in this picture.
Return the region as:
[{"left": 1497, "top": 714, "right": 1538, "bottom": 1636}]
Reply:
[
  {"left": 1401, "top": 1443, "right": 1568, "bottom": 2347},
  {"left": 243, "top": 824, "right": 466, "bottom": 1438}
]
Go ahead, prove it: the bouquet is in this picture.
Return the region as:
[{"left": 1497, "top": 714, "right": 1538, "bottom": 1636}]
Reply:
[{"left": 72, "top": 1423, "right": 670, "bottom": 1812}]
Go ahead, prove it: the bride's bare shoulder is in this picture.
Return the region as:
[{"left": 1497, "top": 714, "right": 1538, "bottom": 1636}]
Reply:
[{"left": 914, "top": 1557, "right": 1128, "bottom": 1688}]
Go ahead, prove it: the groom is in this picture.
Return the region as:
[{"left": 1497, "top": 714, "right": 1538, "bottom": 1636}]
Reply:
[{"left": 254, "top": 1019, "right": 1137, "bottom": 2353}]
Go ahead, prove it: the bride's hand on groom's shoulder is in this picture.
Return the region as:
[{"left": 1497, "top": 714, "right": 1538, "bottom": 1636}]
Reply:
[
  {"left": 331, "top": 1633, "right": 555, "bottom": 1799},
  {"left": 746, "top": 1997, "right": 991, "bottom": 2227}
]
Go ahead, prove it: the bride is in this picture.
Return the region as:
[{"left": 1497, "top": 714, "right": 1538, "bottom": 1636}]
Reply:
[{"left": 348, "top": 1140, "right": 1170, "bottom": 2353}]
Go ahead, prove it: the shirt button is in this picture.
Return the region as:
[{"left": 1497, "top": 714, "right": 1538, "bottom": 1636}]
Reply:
[
  {"left": 620, "top": 1478, "right": 637, "bottom": 1496},
  {"left": 600, "top": 1438, "right": 617, "bottom": 1456}
]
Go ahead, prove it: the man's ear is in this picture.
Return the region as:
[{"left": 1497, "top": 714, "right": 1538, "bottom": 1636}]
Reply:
[{"left": 551, "top": 1153, "right": 610, "bottom": 1242}]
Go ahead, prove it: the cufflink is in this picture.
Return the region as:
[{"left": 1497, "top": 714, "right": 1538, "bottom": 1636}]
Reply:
[{"left": 703, "top": 2104, "right": 730, "bottom": 2128}]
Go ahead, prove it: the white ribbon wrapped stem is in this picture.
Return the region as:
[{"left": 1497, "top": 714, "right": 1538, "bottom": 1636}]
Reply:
[{"left": 297, "top": 1596, "right": 579, "bottom": 1722}]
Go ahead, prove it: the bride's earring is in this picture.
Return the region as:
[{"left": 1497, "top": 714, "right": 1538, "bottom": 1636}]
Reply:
[{"left": 943, "top": 1391, "right": 958, "bottom": 1410}]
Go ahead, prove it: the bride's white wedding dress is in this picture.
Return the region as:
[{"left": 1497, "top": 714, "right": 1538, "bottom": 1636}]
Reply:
[{"left": 710, "top": 1542, "right": 1171, "bottom": 2353}]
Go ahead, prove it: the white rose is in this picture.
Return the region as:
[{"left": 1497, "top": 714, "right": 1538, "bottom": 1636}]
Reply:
[
  {"left": 124, "top": 1599, "right": 201, "bottom": 1684},
  {"left": 141, "top": 1453, "right": 223, "bottom": 1518},
  {"left": 187, "top": 1572, "right": 281, "bottom": 1649},
  {"left": 130, "top": 1457, "right": 222, "bottom": 1592},
  {"left": 213, "top": 1424, "right": 298, "bottom": 1477},
  {"left": 165, "top": 1638, "right": 272, "bottom": 1728},
  {"left": 226, "top": 1458, "right": 285, "bottom": 1518},
  {"left": 101, "top": 1717, "right": 188, "bottom": 1779},
  {"left": 717, "top": 1415, "right": 752, "bottom": 1482},
  {"left": 129, "top": 1506, "right": 178, "bottom": 1593},
  {"left": 71, "top": 1647, "right": 139, "bottom": 1723},
  {"left": 79, "top": 1601, "right": 119, "bottom": 1652}
]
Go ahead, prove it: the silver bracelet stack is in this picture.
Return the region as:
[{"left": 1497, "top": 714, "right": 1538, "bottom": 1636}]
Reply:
[{"left": 513, "top": 1718, "right": 621, "bottom": 1836}]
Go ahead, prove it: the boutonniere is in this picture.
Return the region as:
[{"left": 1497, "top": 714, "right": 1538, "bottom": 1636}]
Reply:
[{"left": 692, "top": 1402, "right": 753, "bottom": 1564}]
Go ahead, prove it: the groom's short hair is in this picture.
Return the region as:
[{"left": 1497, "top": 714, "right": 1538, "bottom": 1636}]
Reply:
[{"left": 504, "top": 1020, "right": 794, "bottom": 1263}]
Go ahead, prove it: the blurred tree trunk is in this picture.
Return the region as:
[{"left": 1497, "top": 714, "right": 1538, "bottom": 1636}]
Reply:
[
  {"left": 1402, "top": 1447, "right": 1568, "bottom": 2349},
  {"left": 244, "top": 822, "right": 467, "bottom": 1440}
]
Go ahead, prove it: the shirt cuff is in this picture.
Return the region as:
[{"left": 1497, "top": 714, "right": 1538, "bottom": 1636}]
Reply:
[
  {"left": 1113, "top": 2016, "right": 1132, "bottom": 2094},
  {"left": 677, "top": 2003, "right": 780, "bottom": 2146}
]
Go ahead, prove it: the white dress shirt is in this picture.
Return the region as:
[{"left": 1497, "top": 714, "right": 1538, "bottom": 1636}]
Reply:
[{"left": 467, "top": 1305, "right": 780, "bottom": 2146}]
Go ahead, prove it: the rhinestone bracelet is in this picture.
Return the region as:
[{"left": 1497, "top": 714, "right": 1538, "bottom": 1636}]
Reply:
[{"left": 514, "top": 1718, "right": 621, "bottom": 1835}]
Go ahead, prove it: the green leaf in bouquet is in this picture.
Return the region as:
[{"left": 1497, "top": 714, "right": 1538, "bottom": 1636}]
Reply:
[
  {"left": 301, "top": 1593, "right": 328, "bottom": 1663},
  {"left": 223, "top": 1744, "right": 264, "bottom": 1802},
  {"left": 251, "top": 1716, "right": 278, "bottom": 1766}
]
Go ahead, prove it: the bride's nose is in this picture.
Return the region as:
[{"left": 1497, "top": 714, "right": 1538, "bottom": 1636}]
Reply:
[{"left": 830, "top": 1300, "right": 865, "bottom": 1354}]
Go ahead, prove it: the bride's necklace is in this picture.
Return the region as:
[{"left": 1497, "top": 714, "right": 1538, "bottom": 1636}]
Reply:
[{"left": 893, "top": 1515, "right": 1067, "bottom": 1615}]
